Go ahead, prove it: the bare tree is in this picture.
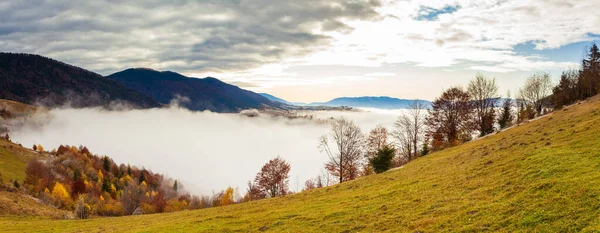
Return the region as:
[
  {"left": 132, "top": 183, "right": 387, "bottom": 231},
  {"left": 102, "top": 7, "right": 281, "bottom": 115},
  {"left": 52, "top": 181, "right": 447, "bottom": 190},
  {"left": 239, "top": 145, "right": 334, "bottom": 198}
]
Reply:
[
  {"left": 407, "top": 100, "right": 428, "bottom": 158},
  {"left": 393, "top": 100, "right": 427, "bottom": 160},
  {"left": 467, "top": 74, "right": 499, "bottom": 136},
  {"left": 318, "top": 117, "right": 365, "bottom": 183},
  {"left": 519, "top": 72, "right": 553, "bottom": 115},
  {"left": 366, "top": 125, "right": 388, "bottom": 159},
  {"left": 393, "top": 114, "right": 413, "bottom": 160}
]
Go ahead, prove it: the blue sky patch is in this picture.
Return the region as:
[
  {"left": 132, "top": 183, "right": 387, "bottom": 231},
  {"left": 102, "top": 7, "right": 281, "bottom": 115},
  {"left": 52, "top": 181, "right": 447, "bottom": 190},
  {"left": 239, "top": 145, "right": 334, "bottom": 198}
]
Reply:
[
  {"left": 415, "top": 5, "right": 460, "bottom": 21},
  {"left": 513, "top": 40, "right": 599, "bottom": 63}
]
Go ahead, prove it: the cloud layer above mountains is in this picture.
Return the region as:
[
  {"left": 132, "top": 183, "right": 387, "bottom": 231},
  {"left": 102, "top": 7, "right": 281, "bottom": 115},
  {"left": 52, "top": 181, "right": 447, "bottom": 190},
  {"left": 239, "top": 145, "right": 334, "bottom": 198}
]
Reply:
[{"left": 2, "top": 0, "right": 599, "bottom": 101}]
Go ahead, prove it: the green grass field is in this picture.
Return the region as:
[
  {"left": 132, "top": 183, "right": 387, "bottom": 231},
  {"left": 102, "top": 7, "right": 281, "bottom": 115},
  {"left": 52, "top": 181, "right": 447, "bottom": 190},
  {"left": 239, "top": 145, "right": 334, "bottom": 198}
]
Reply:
[{"left": 1, "top": 96, "right": 600, "bottom": 232}]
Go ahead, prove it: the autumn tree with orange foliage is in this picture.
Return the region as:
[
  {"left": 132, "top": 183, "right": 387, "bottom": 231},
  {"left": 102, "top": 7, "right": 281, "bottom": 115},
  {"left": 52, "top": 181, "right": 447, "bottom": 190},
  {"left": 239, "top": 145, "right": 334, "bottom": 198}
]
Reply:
[
  {"left": 220, "top": 187, "right": 235, "bottom": 206},
  {"left": 254, "top": 156, "right": 291, "bottom": 198}
]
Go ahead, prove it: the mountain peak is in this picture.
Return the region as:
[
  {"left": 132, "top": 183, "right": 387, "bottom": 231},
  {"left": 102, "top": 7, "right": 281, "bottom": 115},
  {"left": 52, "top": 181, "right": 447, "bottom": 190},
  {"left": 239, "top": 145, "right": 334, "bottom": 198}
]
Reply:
[{"left": 108, "top": 69, "right": 280, "bottom": 112}]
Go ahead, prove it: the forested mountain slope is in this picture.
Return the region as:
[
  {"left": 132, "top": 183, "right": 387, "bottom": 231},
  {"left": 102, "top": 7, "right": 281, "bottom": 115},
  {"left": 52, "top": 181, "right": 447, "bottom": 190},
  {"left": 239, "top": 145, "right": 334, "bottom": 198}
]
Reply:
[{"left": 0, "top": 53, "right": 160, "bottom": 109}]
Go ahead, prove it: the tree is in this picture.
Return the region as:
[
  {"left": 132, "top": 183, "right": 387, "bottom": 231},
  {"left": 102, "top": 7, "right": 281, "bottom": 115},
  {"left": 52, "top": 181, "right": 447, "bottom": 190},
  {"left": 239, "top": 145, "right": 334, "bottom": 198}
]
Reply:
[
  {"left": 467, "top": 74, "right": 499, "bottom": 136},
  {"left": 220, "top": 187, "right": 235, "bottom": 206},
  {"left": 51, "top": 182, "right": 71, "bottom": 207},
  {"left": 25, "top": 159, "right": 53, "bottom": 192},
  {"left": 579, "top": 44, "right": 600, "bottom": 98},
  {"left": 497, "top": 91, "right": 514, "bottom": 129},
  {"left": 365, "top": 126, "right": 388, "bottom": 175},
  {"left": 173, "top": 180, "right": 178, "bottom": 192},
  {"left": 552, "top": 70, "right": 579, "bottom": 109},
  {"left": 243, "top": 181, "right": 266, "bottom": 202},
  {"left": 254, "top": 156, "right": 291, "bottom": 198},
  {"left": 426, "top": 87, "right": 475, "bottom": 150},
  {"left": 103, "top": 156, "right": 111, "bottom": 171},
  {"left": 75, "top": 197, "right": 91, "bottom": 219},
  {"left": 519, "top": 72, "right": 553, "bottom": 115},
  {"left": 369, "top": 145, "right": 396, "bottom": 174},
  {"left": 318, "top": 118, "right": 365, "bottom": 183},
  {"left": 393, "top": 115, "right": 413, "bottom": 160},
  {"left": 366, "top": 126, "right": 388, "bottom": 159},
  {"left": 120, "top": 182, "right": 142, "bottom": 215}
]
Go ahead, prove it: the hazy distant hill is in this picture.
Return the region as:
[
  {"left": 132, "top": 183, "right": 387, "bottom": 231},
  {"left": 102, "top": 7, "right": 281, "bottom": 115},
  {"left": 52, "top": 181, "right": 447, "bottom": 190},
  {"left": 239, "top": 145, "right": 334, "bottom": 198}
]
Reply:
[
  {"left": 259, "top": 93, "right": 291, "bottom": 105},
  {"left": 108, "top": 69, "right": 283, "bottom": 113},
  {"left": 261, "top": 94, "right": 431, "bottom": 109},
  {"left": 0, "top": 53, "right": 160, "bottom": 108}
]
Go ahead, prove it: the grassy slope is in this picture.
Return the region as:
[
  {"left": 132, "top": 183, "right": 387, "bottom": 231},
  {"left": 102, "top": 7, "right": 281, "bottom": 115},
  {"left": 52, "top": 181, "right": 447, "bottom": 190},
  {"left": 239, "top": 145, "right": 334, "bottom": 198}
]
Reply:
[
  {"left": 0, "top": 98, "right": 67, "bottom": 219},
  {"left": 1, "top": 97, "right": 600, "bottom": 232},
  {"left": 0, "top": 139, "right": 68, "bottom": 219}
]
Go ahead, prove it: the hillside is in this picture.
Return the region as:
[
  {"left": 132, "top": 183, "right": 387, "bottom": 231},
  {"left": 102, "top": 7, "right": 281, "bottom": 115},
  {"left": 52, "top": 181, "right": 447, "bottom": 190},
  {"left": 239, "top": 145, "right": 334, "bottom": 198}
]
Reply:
[
  {"left": 0, "top": 96, "right": 599, "bottom": 231},
  {"left": 108, "top": 68, "right": 284, "bottom": 113},
  {"left": 0, "top": 138, "right": 68, "bottom": 218},
  {"left": 0, "top": 53, "right": 160, "bottom": 109}
]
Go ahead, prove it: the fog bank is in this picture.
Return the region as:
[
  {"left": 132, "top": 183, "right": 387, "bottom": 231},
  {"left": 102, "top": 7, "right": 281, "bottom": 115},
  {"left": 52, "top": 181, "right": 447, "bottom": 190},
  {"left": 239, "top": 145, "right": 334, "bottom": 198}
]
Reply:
[{"left": 9, "top": 106, "right": 406, "bottom": 194}]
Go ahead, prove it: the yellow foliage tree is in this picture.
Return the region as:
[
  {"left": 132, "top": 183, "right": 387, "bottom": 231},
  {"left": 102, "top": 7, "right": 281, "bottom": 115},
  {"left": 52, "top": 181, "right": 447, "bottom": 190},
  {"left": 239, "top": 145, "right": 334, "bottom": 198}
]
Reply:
[
  {"left": 51, "top": 182, "right": 71, "bottom": 207},
  {"left": 36, "top": 144, "right": 44, "bottom": 152},
  {"left": 97, "top": 170, "right": 104, "bottom": 181},
  {"left": 220, "top": 187, "right": 235, "bottom": 206}
]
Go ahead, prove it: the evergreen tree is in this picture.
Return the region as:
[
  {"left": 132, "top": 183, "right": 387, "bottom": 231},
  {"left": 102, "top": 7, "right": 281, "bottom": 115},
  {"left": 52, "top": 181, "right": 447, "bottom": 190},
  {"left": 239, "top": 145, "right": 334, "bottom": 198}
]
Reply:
[
  {"left": 139, "top": 170, "right": 146, "bottom": 184},
  {"left": 127, "top": 164, "right": 132, "bottom": 176},
  {"left": 369, "top": 145, "right": 396, "bottom": 174},
  {"left": 420, "top": 139, "right": 430, "bottom": 156},
  {"left": 498, "top": 91, "right": 514, "bottom": 129},
  {"left": 173, "top": 180, "right": 178, "bottom": 192},
  {"left": 73, "top": 168, "right": 81, "bottom": 181},
  {"left": 579, "top": 44, "right": 600, "bottom": 98},
  {"left": 103, "top": 156, "right": 111, "bottom": 171}
]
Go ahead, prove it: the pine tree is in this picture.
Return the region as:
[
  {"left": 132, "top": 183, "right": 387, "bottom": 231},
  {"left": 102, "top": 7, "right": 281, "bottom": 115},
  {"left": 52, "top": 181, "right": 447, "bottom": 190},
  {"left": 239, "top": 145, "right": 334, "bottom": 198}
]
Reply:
[
  {"left": 369, "top": 145, "right": 396, "bottom": 174},
  {"left": 173, "top": 180, "right": 178, "bottom": 192},
  {"left": 73, "top": 168, "right": 81, "bottom": 181},
  {"left": 103, "top": 156, "right": 111, "bottom": 171},
  {"left": 498, "top": 92, "right": 514, "bottom": 129},
  {"left": 139, "top": 170, "right": 146, "bottom": 184}
]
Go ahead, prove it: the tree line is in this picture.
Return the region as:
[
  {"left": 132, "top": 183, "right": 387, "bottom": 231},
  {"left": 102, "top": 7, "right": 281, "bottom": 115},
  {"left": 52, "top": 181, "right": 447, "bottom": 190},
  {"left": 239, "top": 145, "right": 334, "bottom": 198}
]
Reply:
[{"left": 297, "top": 43, "right": 600, "bottom": 189}]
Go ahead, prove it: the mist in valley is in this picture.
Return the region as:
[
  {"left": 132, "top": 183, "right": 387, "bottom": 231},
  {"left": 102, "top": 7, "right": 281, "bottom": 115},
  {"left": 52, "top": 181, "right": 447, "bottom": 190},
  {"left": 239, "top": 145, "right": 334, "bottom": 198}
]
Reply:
[{"left": 8, "top": 105, "right": 407, "bottom": 195}]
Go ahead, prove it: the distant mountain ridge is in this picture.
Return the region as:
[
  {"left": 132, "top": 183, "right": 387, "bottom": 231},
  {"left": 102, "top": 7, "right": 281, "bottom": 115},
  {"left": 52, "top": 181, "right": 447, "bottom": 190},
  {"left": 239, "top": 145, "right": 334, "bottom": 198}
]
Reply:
[
  {"left": 0, "top": 53, "right": 160, "bottom": 108},
  {"left": 108, "top": 68, "right": 283, "bottom": 113},
  {"left": 260, "top": 94, "right": 431, "bottom": 109},
  {"left": 259, "top": 93, "right": 291, "bottom": 105}
]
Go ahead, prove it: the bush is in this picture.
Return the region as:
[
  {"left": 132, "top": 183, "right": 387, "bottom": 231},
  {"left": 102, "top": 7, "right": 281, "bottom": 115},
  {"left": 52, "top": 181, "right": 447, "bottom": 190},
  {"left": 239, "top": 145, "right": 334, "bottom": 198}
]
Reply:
[
  {"left": 369, "top": 145, "right": 396, "bottom": 174},
  {"left": 75, "top": 198, "right": 91, "bottom": 219}
]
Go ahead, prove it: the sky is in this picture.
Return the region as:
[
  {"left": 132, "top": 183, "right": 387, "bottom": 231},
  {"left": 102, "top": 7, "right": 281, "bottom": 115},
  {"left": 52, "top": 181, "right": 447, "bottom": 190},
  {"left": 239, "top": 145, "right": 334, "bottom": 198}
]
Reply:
[{"left": 1, "top": 0, "right": 599, "bottom": 102}]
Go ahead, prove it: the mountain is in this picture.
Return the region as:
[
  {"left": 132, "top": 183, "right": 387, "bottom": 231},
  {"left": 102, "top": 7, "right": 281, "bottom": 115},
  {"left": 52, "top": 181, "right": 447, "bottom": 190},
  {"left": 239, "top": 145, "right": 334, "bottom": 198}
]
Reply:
[
  {"left": 0, "top": 53, "right": 160, "bottom": 108},
  {"left": 259, "top": 93, "right": 291, "bottom": 105},
  {"left": 108, "top": 68, "right": 282, "bottom": 113},
  {"left": 8, "top": 95, "right": 600, "bottom": 232},
  {"left": 259, "top": 94, "right": 432, "bottom": 109},
  {"left": 311, "top": 96, "right": 431, "bottom": 109}
]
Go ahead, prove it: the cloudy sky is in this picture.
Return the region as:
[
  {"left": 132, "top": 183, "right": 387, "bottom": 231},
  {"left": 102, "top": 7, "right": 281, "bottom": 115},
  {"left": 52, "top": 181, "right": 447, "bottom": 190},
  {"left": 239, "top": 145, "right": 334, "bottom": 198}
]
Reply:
[{"left": 1, "top": 0, "right": 599, "bottom": 102}]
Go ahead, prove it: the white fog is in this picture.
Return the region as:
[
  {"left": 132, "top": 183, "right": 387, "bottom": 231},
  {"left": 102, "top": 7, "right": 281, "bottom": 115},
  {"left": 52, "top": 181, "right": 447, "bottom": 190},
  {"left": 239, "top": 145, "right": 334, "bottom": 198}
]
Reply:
[{"left": 8, "top": 106, "right": 408, "bottom": 195}]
